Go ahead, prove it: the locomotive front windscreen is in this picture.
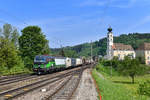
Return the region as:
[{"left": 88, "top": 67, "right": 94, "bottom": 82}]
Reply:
[{"left": 34, "top": 56, "right": 46, "bottom": 63}]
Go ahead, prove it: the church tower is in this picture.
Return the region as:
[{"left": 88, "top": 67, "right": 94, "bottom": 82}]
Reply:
[{"left": 107, "top": 27, "right": 113, "bottom": 60}]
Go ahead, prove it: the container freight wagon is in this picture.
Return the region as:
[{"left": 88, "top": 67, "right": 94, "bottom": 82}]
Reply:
[
  {"left": 54, "top": 57, "right": 66, "bottom": 70},
  {"left": 76, "top": 58, "right": 82, "bottom": 66},
  {"left": 66, "top": 58, "right": 72, "bottom": 68},
  {"left": 71, "top": 58, "right": 76, "bottom": 67}
]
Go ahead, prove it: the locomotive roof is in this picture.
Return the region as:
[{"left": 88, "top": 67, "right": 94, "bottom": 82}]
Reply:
[
  {"left": 35, "top": 55, "right": 55, "bottom": 59},
  {"left": 35, "top": 55, "right": 66, "bottom": 59},
  {"left": 35, "top": 55, "right": 81, "bottom": 59}
]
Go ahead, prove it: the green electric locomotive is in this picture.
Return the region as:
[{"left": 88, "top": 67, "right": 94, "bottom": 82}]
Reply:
[{"left": 33, "top": 55, "right": 55, "bottom": 74}]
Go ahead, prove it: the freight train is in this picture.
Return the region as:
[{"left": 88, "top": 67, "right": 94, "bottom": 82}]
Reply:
[{"left": 33, "top": 55, "right": 91, "bottom": 75}]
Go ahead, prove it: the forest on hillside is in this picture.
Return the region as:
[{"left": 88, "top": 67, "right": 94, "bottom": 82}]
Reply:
[{"left": 51, "top": 33, "right": 150, "bottom": 57}]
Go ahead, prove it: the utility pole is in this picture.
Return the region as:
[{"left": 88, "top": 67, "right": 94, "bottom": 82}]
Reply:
[
  {"left": 111, "top": 60, "right": 112, "bottom": 78},
  {"left": 91, "top": 40, "right": 93, "bottom": 64}
]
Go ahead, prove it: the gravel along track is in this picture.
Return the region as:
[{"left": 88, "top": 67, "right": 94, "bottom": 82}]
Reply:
[
  {"left": 71, "top": 68, "right": 98, "bottom": 100},
  {"left": 0, "top": 68, "right": 81, "bottom": 100},
  {"left": 45, "top": 69, "right": 83, "bottom": 100}
]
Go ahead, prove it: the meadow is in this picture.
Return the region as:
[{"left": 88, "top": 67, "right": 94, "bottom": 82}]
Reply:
[{"left": 92, "top": 64, "right": 150, "bottom": 100}]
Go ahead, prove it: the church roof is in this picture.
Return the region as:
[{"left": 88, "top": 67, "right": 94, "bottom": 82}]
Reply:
[
  {"left": 137, "top": 43, "right": 150, "bottom": 50},
  {"left": 112, "top": 43, "right": 134, "bottom": 51}
]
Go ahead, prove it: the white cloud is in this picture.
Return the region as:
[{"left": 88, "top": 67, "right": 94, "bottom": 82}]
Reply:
[
  {"left": 79, "top": 0, "right": 107, "bottom": 7},
  {"left": 111, "top": 0, "right": 137, "bottom": 8},
  {"left": 79, "top": 0, "right": 150, "bottom": 8}
]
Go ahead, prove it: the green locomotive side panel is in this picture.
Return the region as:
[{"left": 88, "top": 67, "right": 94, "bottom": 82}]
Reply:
[
  {"left": 34, "top": 64, "right": 45, "bottom": 68},
  {"left": 33, "top": 61, "right": 55, "bottom": 68},
  {"left": 45, "top": 61, "right": 55, "bottom": 68},
  {"left": 55, "top": 65, "right": 66, "bottom": 68}
]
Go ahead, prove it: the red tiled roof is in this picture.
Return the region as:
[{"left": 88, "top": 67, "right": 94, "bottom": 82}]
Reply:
[
  {"left": 112, "top": 43, "right": 134, "bottom": 50},
  {"left": 137, "top": 43, "right": 150, "bottom": 50}
]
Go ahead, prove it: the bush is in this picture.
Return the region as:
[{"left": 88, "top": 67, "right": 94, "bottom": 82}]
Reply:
[
  {"left": 138, "top": 80, "right": 150, "bottom": 96},
  {"left": 96, "top": 64, "right": 119, "bottom": 76},
  {"left": 0, "top": 38, "right": 31, "bottom": 75},
  {"left": 100, "top": 57, "right": 120, "bottom": 69}
]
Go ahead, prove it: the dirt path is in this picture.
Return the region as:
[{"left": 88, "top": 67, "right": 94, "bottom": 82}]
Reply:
[{"left": 72, "top": 68, "right": 98, "bottom": 100}]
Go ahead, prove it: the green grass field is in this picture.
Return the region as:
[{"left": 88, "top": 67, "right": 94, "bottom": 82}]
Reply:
[{"left": 92, "top": 64, "right": 150, "bottom": 100}]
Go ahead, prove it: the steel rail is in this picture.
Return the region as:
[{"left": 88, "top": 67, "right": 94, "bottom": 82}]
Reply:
[
  {"left": 0, "top": 75, "right": 37, "bottom": 86},
  {"left": 0, "top": 69, "right": 81, "bottom": 100},
  {"left": 45, "top": 68, "right": 83, "bottom": 100},
  {"left": 67, "top": 69, "right": 83, "bottom": 100},
  {"left": 0, "top": 74, "right": 32, "bottom": 81}
]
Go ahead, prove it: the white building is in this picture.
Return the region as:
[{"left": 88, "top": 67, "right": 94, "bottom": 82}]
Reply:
[{"left": 106, "top": 27, "right": 136, "bottom": 60}]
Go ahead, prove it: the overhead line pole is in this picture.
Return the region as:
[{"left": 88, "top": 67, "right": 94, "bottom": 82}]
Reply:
[{"left": 91, "top": 40, "right": 93, "bottom": 63}]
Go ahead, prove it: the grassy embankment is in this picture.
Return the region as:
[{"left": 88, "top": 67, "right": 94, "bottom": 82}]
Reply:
[
  {"left": 0, "top": 65, "right": 32, "bottom": 76},
  {"left": 92, "top": 64, "right": 150, "bottom": 100}
]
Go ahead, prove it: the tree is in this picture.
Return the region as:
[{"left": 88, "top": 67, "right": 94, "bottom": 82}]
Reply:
[
  {"left": 111, "top": 56, "right": 119, "bottom": 69},
  {"left": 11, "top": 28, "right": 19, "bottom": 48},
  {"left": 0, "top": 38, "right": 22, "bottom": 70},
  {"left": 2, "top": 24, "right": 12, "bottom": 39},
  {"left": 59, "top": 49, "right": 65, "bottom": 57},
  {"left": 136, "top": 56, "right": 145, "bottom": 64},
  {"left": 19, "top": 26, "right": 50, "bottom": 69},
  {"left": 0, "top": 24, "right": 19, "bottom": 48},
  {"left": 118, "top": 56, "right": 146, "bottom": 84},
  {"left": 42, "top": 41, "right": 50, "bottom": 54},
  {"left": 64, "top": 50, "right": 77, "bottom": 58}
]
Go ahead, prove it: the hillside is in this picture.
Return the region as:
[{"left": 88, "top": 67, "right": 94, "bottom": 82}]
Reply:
[{"left": 51, "top": 33, "right": 150, "bottom": 57}]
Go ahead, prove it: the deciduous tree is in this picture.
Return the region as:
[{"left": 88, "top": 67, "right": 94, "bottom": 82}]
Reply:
[
  {"left": 118, "top": 56, "right": 146, "bottom": 84},
  {"left": 0, "top": 24, "right": 19, "bottom": 48},
  {"left": 0, "top": 38, "right": 22, "bottom": 70},
  {"left": 19, "top": 26, "right": 50, "bottom": 69}
]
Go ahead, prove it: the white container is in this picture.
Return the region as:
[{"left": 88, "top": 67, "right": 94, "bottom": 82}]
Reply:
[
  {"left": 76, "top": 58, "right": 82, "bottom": 66},
  {"left": 66, "top": 57, "right": 72, "bottom": 68},
  {"left": 55, "top": 58, "right": 66, "bottom": 66}
]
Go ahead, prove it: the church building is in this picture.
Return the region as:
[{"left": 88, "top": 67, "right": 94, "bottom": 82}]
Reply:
[
  {"left": 106, "top": 27, "right": 136, "bottom": 60},
  {"left": 136, "top": 43, "right": 150, "bottom": 65}
]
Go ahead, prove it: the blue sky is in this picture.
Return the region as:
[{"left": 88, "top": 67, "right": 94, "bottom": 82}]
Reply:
[{"left": 0, "top": 0, "right": 150, "bottom": 48}]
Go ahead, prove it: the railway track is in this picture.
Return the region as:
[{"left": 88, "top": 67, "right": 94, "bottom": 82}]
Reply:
[
  {"left": 0, "top": 75, "right": 37, "bottom": 86},
  {"left": 0, "top": 74, "right": 32, "bottom": 81},
  {"left": 0, "top": 67, "right": 82, "bottom": 100},
  {"left": 44, "top": 68, "right": 83, "bottom": 100}
]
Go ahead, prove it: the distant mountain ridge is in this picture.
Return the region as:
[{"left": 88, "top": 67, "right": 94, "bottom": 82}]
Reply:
[{"left": 51, "top": 33, "right": 150, "bottom": 57}]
